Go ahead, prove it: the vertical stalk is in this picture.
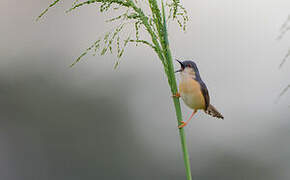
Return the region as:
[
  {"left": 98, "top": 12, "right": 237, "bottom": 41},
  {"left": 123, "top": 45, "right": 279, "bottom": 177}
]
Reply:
[{"left": 161, "top": 2, "right": 192, "bottom": 180}]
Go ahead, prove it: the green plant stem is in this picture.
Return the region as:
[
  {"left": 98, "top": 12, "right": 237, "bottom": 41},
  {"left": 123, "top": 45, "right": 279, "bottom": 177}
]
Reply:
[
  {"left": 161, "top": 2, "right": 192, "bottom": 180},
  {"left": 166, "top": 47, "right": 192, "bottom": 180}
]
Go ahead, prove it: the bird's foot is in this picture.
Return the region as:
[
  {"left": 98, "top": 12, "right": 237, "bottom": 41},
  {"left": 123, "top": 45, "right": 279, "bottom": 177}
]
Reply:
[
  {"left": 178, "top": 121, "right": 187, "bottom": 129},
  {"left": 172, "top": 92, "right": 181, "bottom": 98}
]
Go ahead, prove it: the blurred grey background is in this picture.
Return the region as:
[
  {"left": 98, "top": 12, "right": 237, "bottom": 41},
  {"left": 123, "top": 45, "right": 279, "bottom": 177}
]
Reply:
[{"left": 1, "top": 0, "right": 290, "bottom": 179}]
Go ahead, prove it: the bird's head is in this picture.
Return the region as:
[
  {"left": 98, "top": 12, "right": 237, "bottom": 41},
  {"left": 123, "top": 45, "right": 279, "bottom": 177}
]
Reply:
[{"left": 175, "top": 60, "right": 200, "bottom": 77}]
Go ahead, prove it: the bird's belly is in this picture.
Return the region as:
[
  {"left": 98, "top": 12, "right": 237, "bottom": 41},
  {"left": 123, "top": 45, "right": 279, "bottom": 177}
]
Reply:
[{"left": 179, "top": 79, "right": 205, "bottom": 110}]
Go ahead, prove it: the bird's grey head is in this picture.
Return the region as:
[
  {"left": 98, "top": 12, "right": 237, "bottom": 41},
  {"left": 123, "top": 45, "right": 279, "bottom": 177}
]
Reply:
[{"left": 175, "top": 60, "right": 200, "bottom": 76}]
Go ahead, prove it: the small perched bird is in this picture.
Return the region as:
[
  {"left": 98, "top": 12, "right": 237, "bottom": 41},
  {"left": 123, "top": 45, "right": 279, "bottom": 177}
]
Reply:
[{"left": 173, "top": 60, "right": 223, "bottom": 128}]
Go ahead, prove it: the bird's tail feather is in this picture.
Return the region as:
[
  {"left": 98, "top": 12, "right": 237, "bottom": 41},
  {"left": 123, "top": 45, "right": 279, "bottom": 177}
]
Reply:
[{"left": 206, "top": 104, "right": 224, "bottom": 119}]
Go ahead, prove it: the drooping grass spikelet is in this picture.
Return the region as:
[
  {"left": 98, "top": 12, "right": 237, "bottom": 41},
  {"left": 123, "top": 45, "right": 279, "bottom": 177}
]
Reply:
[{"left": 36, "top": 0, "right": 61, "bottom": 21}]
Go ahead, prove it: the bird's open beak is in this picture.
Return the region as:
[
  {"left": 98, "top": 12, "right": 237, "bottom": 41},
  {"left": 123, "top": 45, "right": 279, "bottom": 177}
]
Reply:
[
  {"left": 175, "top": 69, "right": 182, "bottom": 73},
  {"left": 175, "top": 59, "right": 184, "bottom": 73}
]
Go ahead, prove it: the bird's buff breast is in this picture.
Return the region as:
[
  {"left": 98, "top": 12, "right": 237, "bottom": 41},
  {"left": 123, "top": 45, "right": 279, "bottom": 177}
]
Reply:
[{"left": 179, "top": 78, "right": 205, "bottom": 110}]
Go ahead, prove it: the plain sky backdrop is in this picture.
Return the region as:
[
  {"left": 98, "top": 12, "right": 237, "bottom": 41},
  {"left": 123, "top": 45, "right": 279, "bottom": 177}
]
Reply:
[{"left": 0, "top": 0, "right": 290, "bottom": 179}]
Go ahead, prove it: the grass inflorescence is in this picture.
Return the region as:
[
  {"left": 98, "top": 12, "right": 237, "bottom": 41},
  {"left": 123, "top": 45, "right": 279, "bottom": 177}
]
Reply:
[{"left": 37, "top": 0, "right": 188, "bottom": 68}]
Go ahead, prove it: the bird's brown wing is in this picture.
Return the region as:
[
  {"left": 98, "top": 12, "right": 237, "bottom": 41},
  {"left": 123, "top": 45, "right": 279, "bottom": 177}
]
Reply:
[{"left": 199, "top": 81, "right": 210, "bottom": 110}]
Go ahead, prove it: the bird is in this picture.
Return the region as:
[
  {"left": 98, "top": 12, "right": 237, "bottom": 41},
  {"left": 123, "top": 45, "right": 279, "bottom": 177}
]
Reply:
[{"left": 173, "top": 60, "right": 223, "bottom": 128}]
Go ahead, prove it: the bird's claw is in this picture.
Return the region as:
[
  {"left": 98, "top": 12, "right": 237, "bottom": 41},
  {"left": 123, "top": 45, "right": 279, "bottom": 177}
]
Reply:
[
  {"left": 178, "top": 121, "right": 187, "bottom": 129},
  {"left": 172, "top": 92, "right": 181, "bottom": 98}
]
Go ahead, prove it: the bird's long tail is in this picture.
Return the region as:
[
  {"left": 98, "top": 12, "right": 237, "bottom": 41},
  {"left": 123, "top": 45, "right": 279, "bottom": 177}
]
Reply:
[{"left": 206, "top": 104, "right": 224, "bottom": 119}]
